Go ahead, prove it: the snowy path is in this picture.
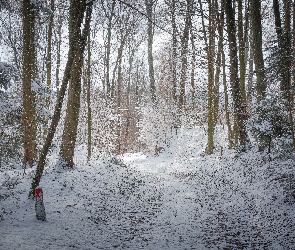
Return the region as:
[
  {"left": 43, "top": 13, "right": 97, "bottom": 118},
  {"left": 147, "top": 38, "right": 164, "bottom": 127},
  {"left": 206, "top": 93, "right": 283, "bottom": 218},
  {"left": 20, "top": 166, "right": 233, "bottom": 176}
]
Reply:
[{"left": 1, "top": 150, "right": 295, "bottom": 249}]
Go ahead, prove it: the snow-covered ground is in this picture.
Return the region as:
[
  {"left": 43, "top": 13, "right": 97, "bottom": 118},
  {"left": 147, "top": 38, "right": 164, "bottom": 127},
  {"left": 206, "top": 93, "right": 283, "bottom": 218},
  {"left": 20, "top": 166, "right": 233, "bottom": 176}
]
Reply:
[{"left": 1, "top": 127, "right": 295, "bottom": 249}]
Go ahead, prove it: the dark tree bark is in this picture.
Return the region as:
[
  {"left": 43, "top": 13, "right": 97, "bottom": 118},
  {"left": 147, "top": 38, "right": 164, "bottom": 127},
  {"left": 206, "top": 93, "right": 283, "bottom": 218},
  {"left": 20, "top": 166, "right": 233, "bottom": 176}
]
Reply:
[
  {"left": 206, "top": 0, "right": 216, "bottom": 154},
  {"left": 190, "top": 24, "right": 195, "bottom": 110},
  {"left": 237, "top": 0, "right": 246, "bottom": 103},
  {"left": 103, "top": 0, "right": 116, "bottom": 97},
  {"left": 22, "top": 0, "right": 37, "bottom": 168},
  {"left": 179, "top": 0, "right": 192, "bottom": 110},
  {"left": 86, "top": 28, "right": 92, "bottom": 162},
  {"left": 251, "top": 0, "right": 266, "bottom": 101},
  {"left": 60, "top": 0, "right": 93, "bottom": 168},
  {"left": 224, "top": 0, "right": 248, "bottom": 151},
  {"left": 29, "top": 0, "right": 93, "bottom": 197},
  {"left": 46, "top": 0, "right": 54, "bottom": 94},
  {"left": 213, "top": 0, "right": 224, "bottom": 127}
]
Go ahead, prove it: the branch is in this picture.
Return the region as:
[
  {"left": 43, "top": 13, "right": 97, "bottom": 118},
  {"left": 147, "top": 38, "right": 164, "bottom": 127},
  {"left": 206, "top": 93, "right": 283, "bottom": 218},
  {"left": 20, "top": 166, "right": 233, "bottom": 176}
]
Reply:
[{"left": 116, "top": 0, "right": 173, "bottom": 35}]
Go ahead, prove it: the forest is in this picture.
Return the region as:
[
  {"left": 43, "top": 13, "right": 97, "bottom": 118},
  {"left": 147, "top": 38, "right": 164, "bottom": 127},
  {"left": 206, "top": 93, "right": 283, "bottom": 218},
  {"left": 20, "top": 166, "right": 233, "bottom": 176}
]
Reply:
[{"left": 0, "top": 0, "right": 295, "bottom": 249}]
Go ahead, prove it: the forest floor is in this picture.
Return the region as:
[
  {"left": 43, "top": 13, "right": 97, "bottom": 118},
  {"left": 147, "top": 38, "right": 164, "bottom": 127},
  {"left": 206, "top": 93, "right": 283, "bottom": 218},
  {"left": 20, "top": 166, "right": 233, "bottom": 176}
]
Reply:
[{"left": 0, "top": 127, "right": 295, "bottom": 250}]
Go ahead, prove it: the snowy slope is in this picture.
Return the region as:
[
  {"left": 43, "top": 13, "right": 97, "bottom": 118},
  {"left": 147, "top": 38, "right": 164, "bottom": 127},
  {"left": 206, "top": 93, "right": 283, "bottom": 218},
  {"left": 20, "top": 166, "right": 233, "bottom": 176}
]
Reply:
[{"left": 0, "top": 127, "right": 295, "bottom": 250}]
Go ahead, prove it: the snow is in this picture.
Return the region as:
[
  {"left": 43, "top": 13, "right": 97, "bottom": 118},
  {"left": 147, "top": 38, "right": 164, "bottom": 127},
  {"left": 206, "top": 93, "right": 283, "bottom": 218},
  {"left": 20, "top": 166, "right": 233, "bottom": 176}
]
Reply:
[{"left": 0, "top": 127, "right": 295, "bottom": 249}]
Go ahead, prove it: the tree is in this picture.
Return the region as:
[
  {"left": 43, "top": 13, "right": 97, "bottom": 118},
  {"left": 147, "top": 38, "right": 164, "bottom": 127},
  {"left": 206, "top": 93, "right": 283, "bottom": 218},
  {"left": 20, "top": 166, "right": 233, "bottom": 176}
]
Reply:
[
  {"left": 272, "top": 0, "right": 295, "bottom": 151},
  {"left": 179, "top": 0, "right": 193, "bottom": 110},
  {"left": 60, "top": 0, "right": 93, "bottom": 168},
  {"left": 102, "top": 0, "right": 117, "bottom": 97},
  {"left": 86, "top": 25, "right": 92, "bottom": 162},
  {"left": 22, "top": 0, "right": 37, "bottom": 168},
  {"left": 30, "top": 0, "right": 93, "bottom": 196},
  {"left": 224, "top": 0, "right": 248, "bottom": 151},
  {"left": 170, "top": 0, "right": 178, "bottom": 104},
  {"left": 199, "top": 0, "right": 221, "bottom": 154},
  {"left": 46, "top": 0, "right": 55, "bottom": 101},
  {"left": 251, "top": 0, "right": 266, "bottom": 101},
  {"left": 145, "top": 0, "right": 156, "bottom": 104},
  {"left": 237, "top": 0, "right": 248, "bottom": 104}
]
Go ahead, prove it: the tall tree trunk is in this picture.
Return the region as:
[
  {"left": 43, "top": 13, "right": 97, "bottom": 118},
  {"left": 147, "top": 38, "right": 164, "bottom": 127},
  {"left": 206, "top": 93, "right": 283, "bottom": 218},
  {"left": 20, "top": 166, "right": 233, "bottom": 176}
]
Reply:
[
  {"left": 171, "top": 0, "right": 177, "bottom": 104},
  {"left": 104, "top": 0, "right": 116, "bottom": 97},
  {"left": 44, "top": 0, "right": 55, "bottom": 139},
  {"left": 282, "top": 0, "right": 291, "bottom": 99},
  {"left": 247, "top": 27, "right": 254, "bottom": 107},
  {"left": 222, "top": 45, "right": 233, "bottom": 149},
  {"left": 238, "top": 0, "right": 246, "bottom": 103},
  {"left": 60, "top": 1, "right": 93, "bottom": 168},
  {"left": 204, "top": 0, "right": 216, "bottom": 154},
  {"left": 273, "top": 0, "right": 295, "bottom": 150},
  {"left": 251, "top": 0, "right": 266, "bottom": 101},
  {"left": 29, "top": 0, "right": 93, "bottom": 197},
  {"left": 273, "top": 2, "right": 292, "bottom": 92},
  {"left": 46, "top": 0, "right": 54, "bottom": 100},
  {"left": 293, "top": 1, "right": 295, "bottom": 96},
  {"left": 190, "top": 25, "right": 195, "bottom": 110},
  {"left": 117, "top": 46, "right": 123, "bottom": 109},
  {"left": 145, "top": 0, "right": 156, "bottom": 104},
  {"left": 179, "top": 0, "right": 192, "bottom": 110},
  {"left": 22, "top": 0, "right": 37, "bottom": 168},
  {"left": 55, "top": 16, "right": 63, "bottom": 91},
  {"left": 225, "top": 0, "right": 248, "bottom": 151},
  {"left": 111, "top": 29, "right": 129, "bottom": 99},
  {"left": 213, "top": 0, "right": 224, "bottom": 127},
  {"left": 87, "top": 28, "right": 92, "bottom": 161}
]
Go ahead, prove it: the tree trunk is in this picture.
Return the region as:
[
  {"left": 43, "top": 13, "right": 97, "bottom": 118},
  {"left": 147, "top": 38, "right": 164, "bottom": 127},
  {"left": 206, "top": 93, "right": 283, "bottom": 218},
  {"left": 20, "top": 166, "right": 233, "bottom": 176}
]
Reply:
[
  {"left": 225, "top": 0, "right": 248, "bottom": 151},
  {"left": 30, "top": 43, "right": 74, "bottom": 197},
  {"left": 247, "top": 31, "right": 254, "bottom": 107},
  {"left": 213, "top": 0, "right": 223, "bottom": 127},
  {"left": 190, "top": 25, "right": 196, "bottom": 110},
  {"left": 171, "top": 0, "right": 177, "bottom": 104},
  {"left": 60, "top": 1, "right": 93, "bottom": 168},
  {"left": 145, "top": 0, "right": 156, "bottom": 104},
  {"left": 222, "top": 45, "right": 233, "bottom": 149},
  {"left": 179, "top": 0, "right": 192, "bottom": 110},
  {"left": 237, "top": 0, "right": 246, "bottom": 103},
  {"left": 44, "top": 0, "right": 55, "bottom": 139},
  {"left": 22, "top": 0, "right": 37, "bottom": 168},
  {"left": 30, "top": 1, "right": 93, "bottom": 197},
  {"left": 87, "top": 28, "right": 92, "bottom": 162},
  {"left": 104, "top": 0, "right": 116, "bottom": 97},
  {"left": 46, "top": 0, "right": 54, "bottom": 99},
  {"left": 251, "top": 0, "right": 266, "bottom": 101},
  {"left": 55, "top": 20, "right": 62, "bottom": 91},
  {"left": 204, "top": 0, "right": 215, "bottom": 154}
]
